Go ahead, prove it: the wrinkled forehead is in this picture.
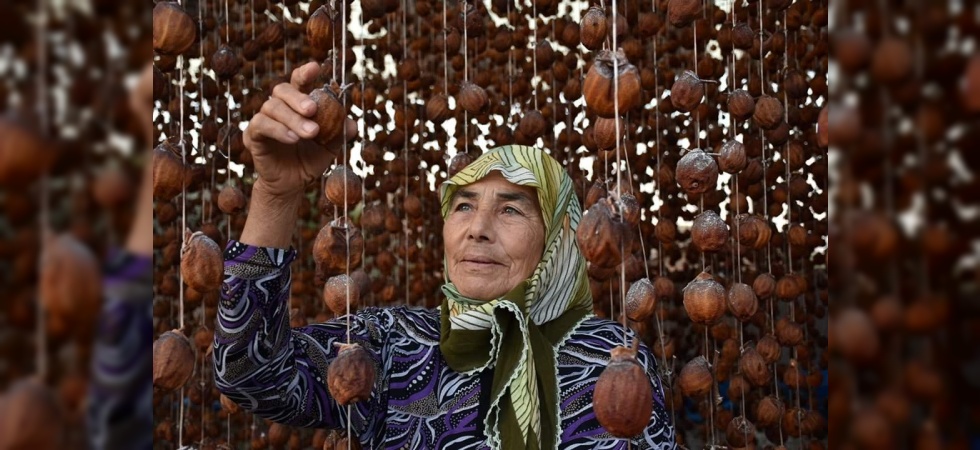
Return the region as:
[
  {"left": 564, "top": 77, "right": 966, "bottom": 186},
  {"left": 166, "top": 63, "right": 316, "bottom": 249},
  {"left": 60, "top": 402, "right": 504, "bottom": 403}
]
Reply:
[
  {"left": 441, "top": 167, "right": 543, "bottom": 213},
  {"left": 447, "top": 171, "right": 540, "bottom": 204}
]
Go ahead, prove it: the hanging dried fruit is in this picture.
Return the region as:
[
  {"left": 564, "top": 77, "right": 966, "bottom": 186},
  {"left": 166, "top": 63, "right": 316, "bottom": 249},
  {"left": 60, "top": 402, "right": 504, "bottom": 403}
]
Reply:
[
  {"left": 327, "top": 343, "right": 376, "bottom": 405},
  {"left": 776, "top": 316, "right": 804, "bottom": 346},
  {"left": 755, "top": 395, "right": 785, "bottom": 428},
  {"left": 576, "top": 199, "right": 626, "bottom": 268},
  {"left": 218, "top": 185, "right": 247, "bottom": 214},
  {"left": 675, "top": 149, "right": 719, "bottom": 194},
  {"left": 153, "top": 1, "right": 197, "bottom": 56},
  {"left": 593, "top": 339, "right": 653, "bottom": 438},
  {"left": 670, "top": 70, "right": 706, "bottom": 113},
  {"left": 654, "top": 276, "right": 675, "bottom": 302},
  {"left": 683, "top": 271, "right": 726, "bottom": 325},
  {"left": 691, "top": 210, "right": 729, "bottom": 252},
  {"left": 324, "top": 165, "right": 362, "bottom": 208},
  {"left": 152, "top": 143, "right": 186, "bottom": 200},
  {"left": 717, "top": 140, "right": 747, "bottom": 174},
  {"left": 584, "top": 49, "right": 642, "bottom": 118},
  {"left": 726, "top": 282, "right": 758, "bottom": 322},
  {"left": 180, "top": 229, "right": 224, "bottom": 293},
  {"left": 0, "top": 378, "right": 63, "bottom": 450},
  {"left": 579, "top": 6, "right": 608, "bottom": 50},
  {"left": 834, "top": 307, "right": 880, "bottom": 365},
  {"left": 518, "top": 110, "right": 547, "bottom": 140},
  {"left": 425, "top": 94, "right": 452, "bottom": 123},
  {"left": 725, "top": 416, "right": 756, "bottom": 448},
  {"left": 211, "top": 44, "right": 241, "bottom": 81},
  {"left": 593, "top": 117, "right": 624, "bottom": 150},
  {"left": 727, "top": 89, "right": 755, "bottom": 121},
  {"left": 39, "top": 233, "right": 102, "bottom": 333},
  {"left": 313, "top": 217, "right": 364, "bottom": 279},
  {"left": 739, "top": 346, "right": 770, "bottom": 387},
  {"left": 310, "top": 82, "right": 348, "bottom": 145},
  {"left": 323, "top": 274, "right": 359, "bottom": 316},
  {"left": 738, "top": 215, "right": 772, "bottom": 250},
  {"left": 678, "top": 355, "right": 713, "bottom": 397},
  {"left": 757, "top": 334, "right": 781, "bottom": 364},
  {"left": 625, "top": 278, "right": 656, "bottom": 322},
  {"left": 753, "top": 95, "right": 784, "bottom": 130},
  {"left": 668, "top": 0, "right": 701, "bottom": 27},
  {"left": 153, "top": 330, "right": 195, "bottom": 393},
  {"left": 457, "top": 81, "right": 488, "bottom": 114}
]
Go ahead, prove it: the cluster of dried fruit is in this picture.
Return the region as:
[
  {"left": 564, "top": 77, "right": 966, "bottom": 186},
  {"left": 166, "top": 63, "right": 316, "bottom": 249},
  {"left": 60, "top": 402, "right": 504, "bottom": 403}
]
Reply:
[{"left": 149, "top": 0, "right": 837, "bottom": 447}]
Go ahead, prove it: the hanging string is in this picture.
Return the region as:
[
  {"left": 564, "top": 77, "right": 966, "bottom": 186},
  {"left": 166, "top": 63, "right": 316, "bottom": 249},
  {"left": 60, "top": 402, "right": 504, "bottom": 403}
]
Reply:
[
  {"left": 402, "top": 1, "right": 410, "bottom": 308},
  {"left": 611, "top": 0, "right": 627, "bottom": 348},
  {"left": 32, "top": 0, "right": 50, "bottom": 382},
  {"left": 705, "top": 326, "right": 715, "bottom": 447},
  {"left": 463, "top": 2, "right": 469, "bottom": 154},
  {"left": 532, "top": 4, "right": 538, "bottom": 111},
  {"left": 340, "top": 0, "right": 354, "bottom": 444},
  {"left": 443, "top": 1, "right": 448, "bottom": 95},
  {"left": 251, "top": 0, "right": 256, "bottom": 87},
  {"left": 200, "top": 352, "right": 206, "bottom": 445},
  {"left": 175, "top": 4, "right": 187, "bottom": 447},
  {"left": 225, "top": 17, "right": 233, "bottom": 242},
  {"left": 693, "top": 11, "right": 700, "bottom": 149}
]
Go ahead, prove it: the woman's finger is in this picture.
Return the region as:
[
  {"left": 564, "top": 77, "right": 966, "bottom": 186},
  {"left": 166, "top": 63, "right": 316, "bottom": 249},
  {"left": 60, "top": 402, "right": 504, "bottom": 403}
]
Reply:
[
  {"left": 271, "top": 82, "right": 317, "bottom": 118},
  {"left": 260, "top": 96, "right": 319, "bottom": 140},
  {"left": 289, "top": 61, "right": 320, "bottom": 93},
  {"left": 245, "top": 112, "right": 300, "bottom": 146}
]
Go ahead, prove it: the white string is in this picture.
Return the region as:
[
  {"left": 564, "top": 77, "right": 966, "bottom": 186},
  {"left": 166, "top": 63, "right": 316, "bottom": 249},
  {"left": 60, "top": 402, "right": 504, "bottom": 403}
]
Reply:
[
  {"left": 341, "top": 0, "right": 353, "bottom": 446},
  {"left": 36, "top": 0, "right": 49, "bottom": 381}
]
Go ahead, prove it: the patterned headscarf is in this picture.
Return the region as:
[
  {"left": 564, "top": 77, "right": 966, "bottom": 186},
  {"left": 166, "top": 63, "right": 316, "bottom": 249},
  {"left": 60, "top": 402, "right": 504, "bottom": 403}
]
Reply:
[{"left": 438, "top": 145, "right": 593, "bottom": 450}]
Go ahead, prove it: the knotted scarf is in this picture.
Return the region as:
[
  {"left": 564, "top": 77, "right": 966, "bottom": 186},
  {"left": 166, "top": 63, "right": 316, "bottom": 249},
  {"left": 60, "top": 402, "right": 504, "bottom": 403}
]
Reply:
[{"left": 438, "top": 145, "right": 593, "bottom": 450}]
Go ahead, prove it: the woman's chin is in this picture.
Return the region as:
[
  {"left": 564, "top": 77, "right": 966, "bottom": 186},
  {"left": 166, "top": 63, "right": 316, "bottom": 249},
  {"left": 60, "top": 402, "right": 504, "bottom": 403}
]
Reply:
[{"left": 455, "top": 285, "right": 503, "bottom": 302}]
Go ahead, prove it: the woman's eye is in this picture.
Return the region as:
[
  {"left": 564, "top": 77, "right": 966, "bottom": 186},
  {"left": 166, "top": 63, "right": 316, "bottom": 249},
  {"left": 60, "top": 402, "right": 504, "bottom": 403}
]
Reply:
[
  {"left": 455, "top": 203, "right": 472, "bottom": 212},
  {"left": 503, "top": 206, "right": 523, "bottom": 216}
]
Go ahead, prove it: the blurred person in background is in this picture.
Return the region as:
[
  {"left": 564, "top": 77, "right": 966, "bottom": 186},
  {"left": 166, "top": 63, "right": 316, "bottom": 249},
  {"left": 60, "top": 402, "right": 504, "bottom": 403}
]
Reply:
[{"left": 84, "top": 62, "right": 154, "bottom": 450}]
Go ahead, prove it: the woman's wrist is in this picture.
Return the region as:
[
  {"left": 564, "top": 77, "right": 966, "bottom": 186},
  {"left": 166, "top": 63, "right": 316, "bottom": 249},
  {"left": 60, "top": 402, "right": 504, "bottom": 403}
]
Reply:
[{"left": 239, "top": 181, "right": 302, "bottom": 249}]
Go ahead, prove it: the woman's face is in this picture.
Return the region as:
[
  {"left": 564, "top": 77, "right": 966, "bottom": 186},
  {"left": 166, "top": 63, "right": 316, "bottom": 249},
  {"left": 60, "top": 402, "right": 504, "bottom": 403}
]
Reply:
[{"left": 443, "top": 171, "right": 546, "bottom": 301}]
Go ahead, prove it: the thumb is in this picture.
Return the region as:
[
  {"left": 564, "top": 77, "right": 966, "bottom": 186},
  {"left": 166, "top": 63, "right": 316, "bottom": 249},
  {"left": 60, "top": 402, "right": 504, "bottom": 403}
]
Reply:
[{"left": 290, "top": 61, "right": 321, "bottom": 92}]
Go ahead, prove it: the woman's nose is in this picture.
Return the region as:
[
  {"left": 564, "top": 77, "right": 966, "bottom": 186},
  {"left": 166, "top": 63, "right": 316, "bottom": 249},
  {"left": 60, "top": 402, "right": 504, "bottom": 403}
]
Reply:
[{"left": 466, "top": 207, "right": 494, "bottom": 242}]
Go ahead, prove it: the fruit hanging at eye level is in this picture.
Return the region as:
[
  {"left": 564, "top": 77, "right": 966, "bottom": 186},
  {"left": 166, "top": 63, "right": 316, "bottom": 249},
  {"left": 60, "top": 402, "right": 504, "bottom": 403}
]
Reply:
[
  {"left": 313, "top": 217, "right": 364, "bottom": 281},
  {"left": 323, "top": 164, "right": 362, "bottom": 208},
  {"left": 584, "top": 49, "right": 641, "bottom": 118},
  {"left": 683, "top": 271, "right": 726, "bottom": 325},
  {"left": 679, "top": 355, "right": 713, "bottom": 397},
  {"left": 327, "top": 343, "right": 376, "bottom": 405},
  {"left": 593, "top": 339, "right": 653, "bottom": 438},
  {"left": 669, "top": 70, "right": 706, "bottom": 113},
  {"left": 323, "top": 274, "right": 359, "bottom": 316},
  {"left": 218, "top": 185, "right": 247, "bottom": 214},
  {"left": 675, "top": 149, "right": 719, "bottom": 195},
  {"left": 153, "top": 329, "right": 196, "bottom": 393},
  {"left": 309, "top": 82, "right": 350, "bottom": 145},
  {"left": 625, "top": 278, "right": 656, "bottom": 322},
  {"left": 691, "top": 210, "right": 729, "bottom": 253},
  {"left": 153, "top": 1, "right": 197, "bottom": 56},
  {"left": 180, "top": 229, "right": 224, "bottom": 293}
]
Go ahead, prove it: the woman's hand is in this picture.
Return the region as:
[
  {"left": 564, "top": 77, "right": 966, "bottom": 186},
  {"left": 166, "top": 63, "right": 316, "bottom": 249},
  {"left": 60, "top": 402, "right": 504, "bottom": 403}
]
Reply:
[
  {"left": 240, "top": 61, "right": 356, "bottom": 248},
  {"left": 244, "top": 61, "right": 355, "bottom": 199}
]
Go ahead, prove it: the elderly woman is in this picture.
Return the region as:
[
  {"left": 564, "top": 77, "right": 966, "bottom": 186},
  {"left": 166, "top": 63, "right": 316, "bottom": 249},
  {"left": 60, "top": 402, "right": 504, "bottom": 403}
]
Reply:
[{"left": 215, "top": 62, "right": 676, "bottom": 449}]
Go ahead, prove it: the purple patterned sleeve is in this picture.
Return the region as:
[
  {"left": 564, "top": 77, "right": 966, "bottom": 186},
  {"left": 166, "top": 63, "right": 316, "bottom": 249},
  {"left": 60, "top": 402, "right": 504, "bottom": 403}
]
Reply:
[
  {"left": 213, "top": 240, "right": 390, "bottom": 440},
  {"left": 87, "top": 249, "right": 153, "bottom": 450}
]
